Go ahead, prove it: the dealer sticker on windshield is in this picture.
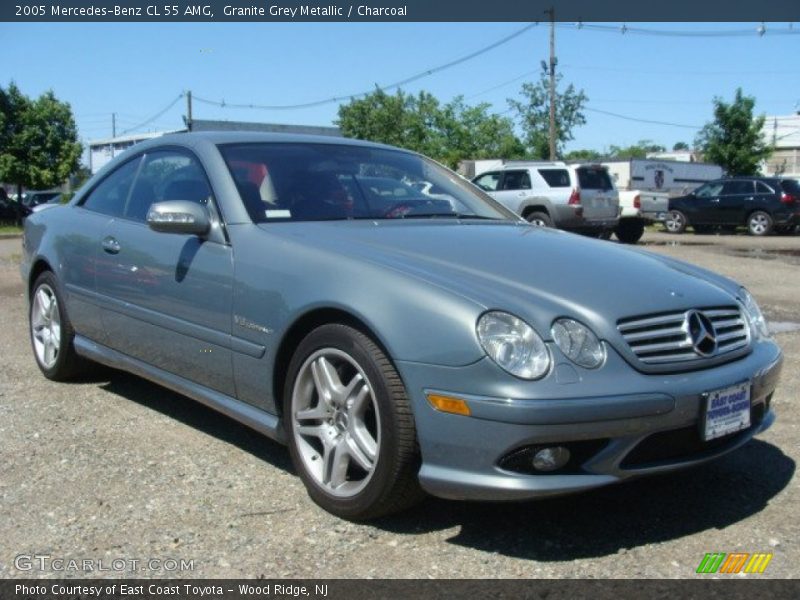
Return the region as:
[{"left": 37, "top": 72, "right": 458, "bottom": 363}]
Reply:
[{"left": 703, "top": 382, "right": 751, "bottom": 441}]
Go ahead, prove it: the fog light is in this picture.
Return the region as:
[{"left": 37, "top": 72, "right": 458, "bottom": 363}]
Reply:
[{"left": 532, "top": 446, "right": 571, "bottom": 471}]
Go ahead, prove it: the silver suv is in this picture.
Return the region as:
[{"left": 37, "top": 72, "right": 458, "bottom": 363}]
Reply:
[{"left": 473, "top": 161, "right": 620, "bottom": 236}]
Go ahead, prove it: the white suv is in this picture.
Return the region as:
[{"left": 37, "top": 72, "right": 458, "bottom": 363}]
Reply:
[{"left": 472, "top": 161, "right": 620, "bottom": 236}]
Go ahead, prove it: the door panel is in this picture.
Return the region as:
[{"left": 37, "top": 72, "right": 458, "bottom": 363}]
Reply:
[
  {"left": 718, "top": 180, "right": 755, "bottom": 224},
  {"left": 96, "top": 220, "right": 235, "bottom": 396}
]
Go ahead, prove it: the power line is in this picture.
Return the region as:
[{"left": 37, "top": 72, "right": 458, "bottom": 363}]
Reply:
[
  {"left": 584, "top": 107, "right": 702, "bottom": 129},
  {"left": 194, "top": 23, "right": 539, "bottom": 111},
  {"left": 557, "top": 23, "right": 800, "bottom": 37},
  {"left": 465, "top": 70, "right": 538, "bottom": 99},
  {"left": 119, "top": 93, "right": 184, "bottom": 135}
]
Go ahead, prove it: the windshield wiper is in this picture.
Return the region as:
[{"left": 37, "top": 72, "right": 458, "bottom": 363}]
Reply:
[{"left": 394, "top": 213, "right": 501, "bottom": 220}]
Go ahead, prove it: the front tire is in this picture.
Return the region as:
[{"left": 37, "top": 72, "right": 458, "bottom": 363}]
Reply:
[
  {"left": 29, "top": 271, "right": 88, "bottom": 380},
  {"left": 525, "top": 211, "right": 553, "bottom": 228},
  {"left": 665, "top": 210, "right": 687, "bottom": 234},
  {"left": 747, "top": 211, "right": 773, "bottom": 236},
  {"left": 284, "top": 324, "right": 423, "bottom": 520}
]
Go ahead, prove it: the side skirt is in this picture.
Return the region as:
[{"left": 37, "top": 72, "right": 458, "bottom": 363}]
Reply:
[{"left": 73, "top": 335, "right": 286, "bottom": 444}]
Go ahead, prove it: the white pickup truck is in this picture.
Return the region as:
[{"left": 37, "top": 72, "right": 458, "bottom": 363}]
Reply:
[{"left": 614, "top": 190, "right": 669, "bottom": 244}]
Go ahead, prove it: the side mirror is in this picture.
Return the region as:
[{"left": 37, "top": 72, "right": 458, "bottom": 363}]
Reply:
[{"left": 146, "top": 200, "right": 210, "bottom": 236}]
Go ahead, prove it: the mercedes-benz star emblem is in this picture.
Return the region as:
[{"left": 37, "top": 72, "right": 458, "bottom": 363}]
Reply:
[{"left": 685, "top": 310, "right": 717, "bottom": 356}]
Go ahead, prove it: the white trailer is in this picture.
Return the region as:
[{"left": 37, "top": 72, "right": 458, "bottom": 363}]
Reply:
[{"left": 603, "top": 158, "right": 723, "bottom": 196}]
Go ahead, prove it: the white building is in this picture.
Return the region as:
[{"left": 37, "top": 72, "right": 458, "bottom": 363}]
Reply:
[
  {"left": 87, "top": 119, "right": 342, "bottom": 174},
  {"left": 763, "top": 113, "right": 800, "bottom": 178},
  {"left": 88, "top": 131, "right": 177, "bottom": 174}
]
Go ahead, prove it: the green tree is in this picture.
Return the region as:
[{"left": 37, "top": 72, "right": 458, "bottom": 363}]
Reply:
[
  {"left": 694, "top": 88, "right": 770, "bottom": 176},
  {"left": 0, "top": 82, "right": 82, "bottom": 199},
  {"left": 672, "top": 141, "right": 690, "bottom": 151},
  {"left": 564, "top": 148, "right": 601, "bottom": 161},
  {"left": 608, "top": 139, "right": 666, "bottom": 159},
  {"left": 507, "top": 67, "right": 588, "bottom": 159},
  {"left": 336, "top": 88, "right": 524, "bottom": 169}
]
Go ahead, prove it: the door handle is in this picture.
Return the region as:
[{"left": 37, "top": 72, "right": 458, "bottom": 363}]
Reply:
[
  {"left": 744, "top": 196, "right": 754, "bottom": 201},
  {"left": 101, "top": 236, "right": 121, "bottom": 254},
  {"left": 711, "top": 198, "right": 720, "bottom": 203}
]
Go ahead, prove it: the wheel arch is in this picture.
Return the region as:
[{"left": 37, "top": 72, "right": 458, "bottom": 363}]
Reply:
[
  {"left": 28, "top": 257, "right": 54, "bottom": 299},
  {"left": 271, "top": 307, "right": 397, "bottom": 418},
  {"left": 519, "top": 197, "right": 553, "bottom": 219}
]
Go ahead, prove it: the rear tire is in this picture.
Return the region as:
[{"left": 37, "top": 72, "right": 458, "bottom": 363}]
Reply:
[
  {"left": 665, "top": 210, "right": 687, "bottom": 234},
  {"left": 525, "top": 211, "right": 552, "bottom": 228},
  {"left": 284, "top": 323, "right": 424, "bottom": 520},
  {"left": 614, "top": 219, "right": 645, "bottom": 244},
  {"left": 29, "top": 271, "right": 89, "bottom": 381},
  {"left": 747, "top": 211, "right": 773, "bottom": 236}
]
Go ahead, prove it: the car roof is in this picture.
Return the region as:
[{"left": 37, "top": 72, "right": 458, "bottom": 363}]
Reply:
[{"left": 137, "top": 131, "right": 405, "bottom": 154}]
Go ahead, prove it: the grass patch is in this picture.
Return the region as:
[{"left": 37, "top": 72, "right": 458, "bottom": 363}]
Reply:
[{"left": 0, "top": 224, "right": 23, "bottom": 235}]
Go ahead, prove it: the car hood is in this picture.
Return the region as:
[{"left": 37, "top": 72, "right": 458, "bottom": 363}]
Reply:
[{"left": 262, "top": 220, "right": 741, "bottom": 340}]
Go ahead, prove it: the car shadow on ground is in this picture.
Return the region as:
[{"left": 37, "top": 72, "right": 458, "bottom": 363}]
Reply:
[
  {"left": 375, "top": 439, "right": 794, "bottom": 561},
  {"left": 96, "top": 369, "right": 295, "bottom": 474},
  {"left": 92, "top": 369, "right": 793, "bottom": 562}
]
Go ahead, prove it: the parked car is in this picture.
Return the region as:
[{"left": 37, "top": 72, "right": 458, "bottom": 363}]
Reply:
[
  {"left": 22, "top": 133, "right": 782, "bottom": 520},
  {"left": 615, "top": 189, "right": 669, "bottom": 244},
  {"left": 666, "top": 177, "right": 800, "bottom": 236},
  {"left": 31, "top": 193, "right": 63, "bottom": 213},
  {"left": 472, "top": 161, "right": 620, "bottom": 237},
  {"left": 0, "top": 189, "right": 31, "bottom": 224},
  {"left": 22, "top": 190, "right": 62, "bottom": 209}
]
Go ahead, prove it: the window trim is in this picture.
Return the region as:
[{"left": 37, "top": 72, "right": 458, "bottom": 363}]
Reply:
[
  {"left": 80, "top": 145, "right": 228, "bottom": 243},
  {"left": 78, "top": 154, "right": 144, "bottom": 217}
]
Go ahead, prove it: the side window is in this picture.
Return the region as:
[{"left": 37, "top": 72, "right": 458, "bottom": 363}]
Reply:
[
  {"left": 125, "top": 150, "right": 212, "bottom": 222},
  {"left": 81, "top": 157, "right": 141, "bottom": 217},
  {"left": 721, "top": 180, "right": 754, "bottom": 195},
  {"left": 695, "top": 182, "right": 724, "bottom": 198},
  {"left": 473, "top": 172, "right": 501, "bottom": 192},
  {"left": 755, "top": 181, "right": 774, "bottom": 194},
  {"left": 538, "top": 168, "right": 571, "bottom": 188},
  {"left": 501, "top": 170, "right": 532, "bottom": 191}
]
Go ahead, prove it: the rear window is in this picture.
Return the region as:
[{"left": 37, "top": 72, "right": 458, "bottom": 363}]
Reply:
[
  {"left": 576, "top": 167, "right": 613, "bottom": 190},
  {"left": 538, "top": 169, "right": 570, "bottom": 188},
  {"left": 780, "top": 179, "right": 800, "bottom": 194}
]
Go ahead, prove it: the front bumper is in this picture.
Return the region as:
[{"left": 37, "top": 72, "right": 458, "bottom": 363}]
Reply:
[{"left": 396, "top": 339, "right": 782, "bottom": 501}]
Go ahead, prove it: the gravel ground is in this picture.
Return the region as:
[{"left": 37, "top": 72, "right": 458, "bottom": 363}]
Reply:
[{"left": 0, "top": 230, "right": 798, "bottom": 579}]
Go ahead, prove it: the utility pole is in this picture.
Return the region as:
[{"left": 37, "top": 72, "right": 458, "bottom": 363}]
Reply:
[
  {"left": 546, "top": 7, "right": 557, "bottom": 160},
  {"left": 112, "top": 112, "right": 116, "bottom": 138},
  {"left": 186, "top": 90, "right": 193, "bottom": 131}
]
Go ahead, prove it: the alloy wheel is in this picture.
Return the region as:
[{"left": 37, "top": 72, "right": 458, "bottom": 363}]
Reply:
[
  {"left": 291, "top": 348, "right": 380, "bottom": 498},
  {"left": 31, "top": 283, "right": 61, "bottom": 369}
]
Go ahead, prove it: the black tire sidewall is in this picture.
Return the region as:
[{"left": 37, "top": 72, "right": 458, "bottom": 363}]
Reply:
[
  {"left": 526, "top": 211, "right": 552, "bottom": 227},
  {"left": 284, "top": 324, "right": 411, "bottom": 519},
  {"left": 29, "top": 271, "right": 72, "bottom": 379}
]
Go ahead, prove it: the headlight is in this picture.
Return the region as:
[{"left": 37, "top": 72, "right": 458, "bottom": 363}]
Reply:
[
  {"left": 739, "top": 288, "right": 770, "bottom": 339},
  {"left": 477, "top": 311, "right": 550, "bottom": 379},
  {"left": 551, "top": 318, "right": 606, "bottom": 369}
]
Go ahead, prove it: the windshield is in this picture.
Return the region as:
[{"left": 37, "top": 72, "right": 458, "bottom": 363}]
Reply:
[{"left": 218, "top": 143, "right": 516, "bottom": 222}]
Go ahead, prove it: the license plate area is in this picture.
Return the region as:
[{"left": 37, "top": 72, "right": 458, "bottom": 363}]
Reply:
[{"left": 702, "top": 382, "right": 751, "bottom": 441}]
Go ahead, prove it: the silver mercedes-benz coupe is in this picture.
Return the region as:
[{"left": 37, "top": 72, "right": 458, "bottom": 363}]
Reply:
[{"left": 22, "top": 132, "right": 782, "bottom": 519}]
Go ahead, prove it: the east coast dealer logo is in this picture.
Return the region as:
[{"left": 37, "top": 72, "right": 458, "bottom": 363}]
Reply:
[{"left": 696, "top": 552, "right": 773, "bottom": 574}]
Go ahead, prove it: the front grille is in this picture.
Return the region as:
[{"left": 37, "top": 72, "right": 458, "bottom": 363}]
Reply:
[
  {"left": 617, "top": 306, "right": 749, "bottom": 365},
  {"left": 620, "top": 403, "right": 765, "bottom": 469}
]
